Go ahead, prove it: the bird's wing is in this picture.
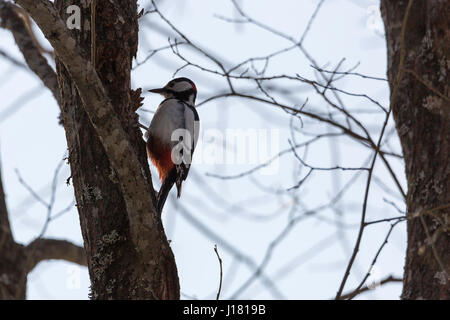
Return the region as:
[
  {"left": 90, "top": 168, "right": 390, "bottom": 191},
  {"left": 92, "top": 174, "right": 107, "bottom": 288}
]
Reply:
[
  {"left": 183, "top": 102, "right": 200, "bottom": 156},
  {"left": 149, "top": 98, "right": 185, "bottom": 146},
  {"left": 176, "top": 102, "right": 199, "bottom": 197},
  {"left": 176, "top": 102, "right": 199, "bottom": 180}
]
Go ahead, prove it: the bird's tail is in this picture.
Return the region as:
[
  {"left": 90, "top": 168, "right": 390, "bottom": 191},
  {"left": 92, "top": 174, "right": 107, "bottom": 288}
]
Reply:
[
  {"left": 157, "top": 169, "right": 177, "bottom": 214},
  {"left": 175, "top": 164, "right": 188, "bottom": 198},
  {"left": 176, "top": 180, "right": 182, "bottom": 198}
]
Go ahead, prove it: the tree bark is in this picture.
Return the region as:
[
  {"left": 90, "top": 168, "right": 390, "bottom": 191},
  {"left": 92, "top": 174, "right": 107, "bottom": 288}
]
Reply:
[
  {"left": 52, "top": 0, "right": 179, "bottom": 299},
  {"left": 1, "top": 154, "right": 88, "bottom": 299},
  {"left": 0, "top": 162, "right": 27, "bottom": 299},
  {"left": 381, "top": 0, "right": 449, "bottom": 299},
  {"left": 0, "top": 2, "right": 61, "bottom": 105}
]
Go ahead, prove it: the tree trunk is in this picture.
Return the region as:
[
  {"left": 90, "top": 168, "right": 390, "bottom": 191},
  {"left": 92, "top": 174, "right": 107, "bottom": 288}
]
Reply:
[
  {"left": 0, "top": 164, "right": 27, "bottom": 299},
  {"left": 54, "top": 0, "right": 179, "bottom": 299},
  {"left": 381, "top": 0, "right": 449, "bottom": 299},
  {"left": 0, "top": 239, "right": 27, "bottom": 299}
]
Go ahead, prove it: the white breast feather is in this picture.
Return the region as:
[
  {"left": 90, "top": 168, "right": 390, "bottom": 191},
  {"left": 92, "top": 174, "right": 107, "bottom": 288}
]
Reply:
[{"left": 149, "top": 99, "right": 198, "bottom": 155}]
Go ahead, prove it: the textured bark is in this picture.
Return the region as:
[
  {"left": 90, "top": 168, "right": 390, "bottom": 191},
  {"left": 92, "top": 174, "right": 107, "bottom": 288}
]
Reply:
[
  {"left": 1, "top": 160, "right": 87, "bottom": 299},
  {"left": 0, "top": 163, "right": 27, "bottom": 299},
  {"left": 0, "top": 240, "right": 27, "bottom": 299},
  {"left": 381, "top": 0, "right": 449, "bottom": 299},
  {"left": 25, "top": 239, "right": 87, "bottom": 274},
  {"left": 52, "top": 0, "right": 179, "bottom": 299}
]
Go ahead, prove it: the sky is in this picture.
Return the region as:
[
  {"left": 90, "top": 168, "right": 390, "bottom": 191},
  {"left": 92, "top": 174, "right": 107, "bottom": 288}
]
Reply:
[{"left": 0, "top": 0, "right": 407, "bottom": 299}]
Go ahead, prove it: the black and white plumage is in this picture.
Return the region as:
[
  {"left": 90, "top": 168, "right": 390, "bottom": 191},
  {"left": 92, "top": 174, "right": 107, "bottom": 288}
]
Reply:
[{"left": 146, "top": 77, "right": 199, "bottom": 198}]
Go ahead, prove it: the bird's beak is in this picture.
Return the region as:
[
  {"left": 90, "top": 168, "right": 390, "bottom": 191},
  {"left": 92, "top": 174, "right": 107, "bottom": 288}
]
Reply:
[{"left": 148, "top": 87, "right": 167, "bottom": 95}]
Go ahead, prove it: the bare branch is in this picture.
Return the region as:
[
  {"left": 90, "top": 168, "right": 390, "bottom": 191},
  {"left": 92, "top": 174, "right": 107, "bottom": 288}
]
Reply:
[
  {"left": 0, "top": 48, "right": 27, "bottom": 69},
  {"left": 0, "top": 1, "right": 61, "bottom": 106},
  {"left": 15, "top": 168, "right": 50, "bottom": 209},
  {"left": 133, "top": 42, "right": 187, "bottom": 70},
  {"left": 175, "top": 199, "right": 286, "bottom": 299},
  {"left": 0, "top": 85, "right": 44, "bottom": 123},
  {"left": 338, "top": 275, "right": 402, "bottom": 300},
  {"left": 342, "top": 220, "right": 403, "bottom": 300},
  {"left": 0, "top": 157, "right": 13, "bottom": 246},
  {"left": 335, "top": 0, "right": 415, "bottom": 299},
  {"left": 298, "top": 0, "right": 325, "bottom": 45},
  {"left": 289, "top": 139, "right": 370, "bottom": 172},
  {"left": 25, "top": 238, "right": 87, "bottom": 273},
  {"left": 205, "top": 133, "right": 343, "bottom": 180},
  {"left": 151, "top": 0, "right": 236, "bottom": 93},
  {"left": 311, "top": 65, "right": 388, "bottom": 82},
  {"left": 214, "top": 245, "right": 223, "bottom": 300}
]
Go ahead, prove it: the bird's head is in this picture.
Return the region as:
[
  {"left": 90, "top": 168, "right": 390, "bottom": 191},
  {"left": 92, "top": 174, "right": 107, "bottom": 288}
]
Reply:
[{"left": 148, "top": 77, "right": 197, "bottom": 105}]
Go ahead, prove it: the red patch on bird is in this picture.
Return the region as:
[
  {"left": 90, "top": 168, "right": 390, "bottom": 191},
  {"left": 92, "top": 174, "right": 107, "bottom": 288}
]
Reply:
[{"left": 147, "top": 136, "right": 174, "bottom": 182}]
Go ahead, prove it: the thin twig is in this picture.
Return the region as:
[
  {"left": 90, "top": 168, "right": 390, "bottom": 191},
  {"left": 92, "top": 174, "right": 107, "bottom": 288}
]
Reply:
[
  {"left": 334, "top": 0, "right": 415, "bottom": 299},
  {"left": 338, "top": 275, "right": 402, "bottom": 300},
  {"left": 214, "top": 245, "right": 223, "bottom": 300},
  {"left": 343, "top": 220, "right": 403, "bottom": 300},
  {"left": 311, "top": 65, "right": 388, "bottom": 82}
]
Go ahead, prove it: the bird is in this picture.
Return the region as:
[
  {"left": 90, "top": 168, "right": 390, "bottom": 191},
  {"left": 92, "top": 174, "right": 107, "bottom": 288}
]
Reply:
[{"left": 146, "top": 77, "right": 200, "bottom": 198}]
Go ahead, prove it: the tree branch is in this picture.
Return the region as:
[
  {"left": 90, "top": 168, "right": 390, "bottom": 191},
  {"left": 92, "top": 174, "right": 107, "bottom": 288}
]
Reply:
[
  {"left": 0, "top": 48, "right": 27, "bottom": 69},
  {"left": 214, "top": 245, "right": 223, "bottom": 300},
  {"left": 338, "top": 275, "right": 402, "bottom": 300},
  {"left": 0, "top": 157, "right": 13, "bottom": 247},
  {"left": 25, "top": 238, "right": 87, "bottom": 273},
  {"left": 0, "top": 1, "right": 61, "bottom": 106}
]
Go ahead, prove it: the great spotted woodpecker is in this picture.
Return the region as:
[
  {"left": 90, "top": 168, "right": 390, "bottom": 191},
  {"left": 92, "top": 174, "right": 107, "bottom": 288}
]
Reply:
[{"left": 146, "top": 77, "right": 200, "bottom": 198}]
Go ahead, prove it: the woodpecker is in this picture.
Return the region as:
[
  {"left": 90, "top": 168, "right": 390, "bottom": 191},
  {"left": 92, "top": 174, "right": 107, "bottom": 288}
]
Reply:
[{"left": 146, "top": 77, "right": 200, "bottom": 198}]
